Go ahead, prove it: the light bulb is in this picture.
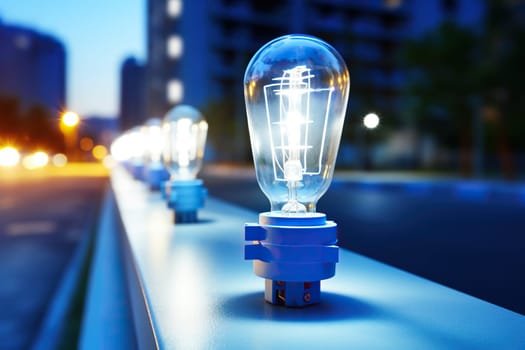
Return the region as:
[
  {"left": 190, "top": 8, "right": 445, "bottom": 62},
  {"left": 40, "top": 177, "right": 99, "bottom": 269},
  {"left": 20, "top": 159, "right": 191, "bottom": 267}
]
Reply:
[
  {"left": 162, "top": 105, "right": 208, "bottom": 181},
  {"left": 162, "top": 105, "right": 208, "bottom": 223},
  {"left": 128, "top": 126, "right": 146, "bottom": 180},
  {"left": 141, "top": 118, "right": 169, "bottom": 190},
  {"left": 110, "top": 132, "right": 132, "bottom": 163},
  {"left": 244, "top": 34, "right": 350, "bottom": 214},
  {"left": 142, "top": 118, "right": 165, "bottom": 164},
  {"left": 244, "top": 34, "right": 349, "bottom": 307}
]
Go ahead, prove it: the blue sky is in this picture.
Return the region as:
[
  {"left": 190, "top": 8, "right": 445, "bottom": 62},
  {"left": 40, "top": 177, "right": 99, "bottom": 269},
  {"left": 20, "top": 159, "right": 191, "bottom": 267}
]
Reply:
[{"left": 0, "top": 0, "right": 145, "bottom": 117}]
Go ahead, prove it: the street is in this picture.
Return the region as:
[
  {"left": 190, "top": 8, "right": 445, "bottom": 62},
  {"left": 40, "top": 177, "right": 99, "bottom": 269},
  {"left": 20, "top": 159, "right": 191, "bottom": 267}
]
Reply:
[
  {"left": 201, "top": 164, "right": 525, "bottom": 315},
  {"left": 0, "top": 165, "right": 107, "bottom": 350}
]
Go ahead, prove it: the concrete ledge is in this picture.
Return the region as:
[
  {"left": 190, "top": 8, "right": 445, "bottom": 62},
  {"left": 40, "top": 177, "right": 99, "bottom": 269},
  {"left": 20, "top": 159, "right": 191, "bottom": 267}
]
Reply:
[{"left": 110, "top": 166, "right": 525, "bottom": 349}]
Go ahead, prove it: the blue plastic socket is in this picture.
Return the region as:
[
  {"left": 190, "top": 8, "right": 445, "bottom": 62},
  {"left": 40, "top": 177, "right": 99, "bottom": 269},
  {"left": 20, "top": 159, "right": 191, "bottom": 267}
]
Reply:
[
  {"left": 245, "top": 212, "right": 338, "bottom": 307},
  {"left": 146, "top": 165, "right": 169, "bottom": 191},
  {"left": 166, "top": 179, "right": 207, "bottom": 223}
]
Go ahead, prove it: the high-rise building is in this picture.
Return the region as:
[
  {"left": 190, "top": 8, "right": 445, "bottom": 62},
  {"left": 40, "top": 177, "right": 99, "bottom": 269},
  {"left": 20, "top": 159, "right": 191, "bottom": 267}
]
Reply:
[
  {"left": 0, "top": 20, "right": 66, "bottom": 114},
  {"left": 144, "top": 0, "right": 412, "bottom": 158},
  {"left": 142, "top": 0, "right": 485, "bottom": 160},
  {"left": 145, "top": 0, "right": 409, "bottom": 114},
  {"left": 119, "top": 57, "right": 147, "bottom": 131}
]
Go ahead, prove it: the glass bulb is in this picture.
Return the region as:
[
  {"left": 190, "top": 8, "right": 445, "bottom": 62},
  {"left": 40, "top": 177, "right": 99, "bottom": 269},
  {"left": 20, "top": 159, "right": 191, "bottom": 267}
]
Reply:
[
  {"left": 129, "top": 126, "right": 146, "bottom": 165},
  {"left": 244, "top": 34, "right": 350, "bottom": 213},
  {"left": 162, "top": 105, "right": 208, "bottom": 180},
  {"left": 142, "top": 118, "right": 164, "bottom": 163},
  {"left": 110, "top": 132, "right": 132, "bottom": 162}
]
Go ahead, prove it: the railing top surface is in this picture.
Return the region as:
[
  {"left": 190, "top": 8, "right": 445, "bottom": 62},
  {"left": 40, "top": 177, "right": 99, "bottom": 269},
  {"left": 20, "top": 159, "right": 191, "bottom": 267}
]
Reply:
[{"left": 111, "top": 167, "right": 525, "bottom": 349}]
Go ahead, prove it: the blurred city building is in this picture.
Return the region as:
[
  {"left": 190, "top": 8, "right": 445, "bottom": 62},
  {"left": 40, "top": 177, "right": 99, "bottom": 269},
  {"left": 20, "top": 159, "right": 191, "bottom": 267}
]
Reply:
[
  {"left": 0, "top": 19, "right": 66, "bottom": 113},
  {"left": 143, "top": 0, "right": 411, "bottom": 120},
  {"left": 119, "top": 0, "right": 486, "bottom": 161},
  {"left": 119, "top": 57, "right": 147, "bottom": 131}
]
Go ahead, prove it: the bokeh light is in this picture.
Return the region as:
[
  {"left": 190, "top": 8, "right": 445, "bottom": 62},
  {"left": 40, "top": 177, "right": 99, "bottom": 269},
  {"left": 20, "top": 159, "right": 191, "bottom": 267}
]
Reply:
[
  {"left": 0, "top": 146, "right": 21, "bottom": 167},
  {"left": 80, "top": 137, "right": 94, "bottom": 151},
  {"left": 110, "top": 133, "right": 132, "bottom": 162},
  {"left": 52, "top": 153, "right": 68, "bottom": 167},
  {"left": 363, "top": 113, "right": 380, "bottom": 129},
  {"left": 23, "top": 151, "right": 49, "bottom": 169},
  {"left": 92, "top": 145, "right": 108, "bottom": 161},
  {"left": 61, "top": 111, "right": 80, "bottom": 128}
]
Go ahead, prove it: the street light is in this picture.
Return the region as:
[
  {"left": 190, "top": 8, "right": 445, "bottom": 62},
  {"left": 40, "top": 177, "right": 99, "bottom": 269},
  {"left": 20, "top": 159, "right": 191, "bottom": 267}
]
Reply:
[
  {"left": 60, "top": 111, "right": 80, "bottom": 161},
  {"left": 61, "top": 111, "right": 80, "bottom": 128},
  {"left": 363, "top": 112, "right": 380, "bottom": 129},
  {"left": 0, "top": 146, "right": 20, "bottom": 167},
  {"left": 243, "top": 34, "right": 350, "bottom": 307}
]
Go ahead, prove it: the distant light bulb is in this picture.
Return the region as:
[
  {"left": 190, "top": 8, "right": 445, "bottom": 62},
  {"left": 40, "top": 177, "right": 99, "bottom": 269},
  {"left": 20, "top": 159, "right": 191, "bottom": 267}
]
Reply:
[
  {"left": 363, "top": 113, "right": 379, "bottom": 129},
  {"left": 142, "top": 118, "right": 165, "bottom": 163},
  {"left": 110, "top": 133, "right": 132, "bottom": 162},
  {"left": 244, "top": 34, "right": 350, "bottom": 214},
  {"left": 129, "top": 126, "right": 146, "bottom": 162},
  {"left": 141, "top": 118, "right": 169, "bottom": 190},
  {"left": 162, "top": 105, "right": 208, "bottom": 181},
  {"left": 243, "top": 34, "right": 349, "bottom": 307},
  {"left": 128, "top": 126, "right": 147, "bottom": 180},
  {"left": 162, "top": 105, "right": 208, "bottom": 223}
]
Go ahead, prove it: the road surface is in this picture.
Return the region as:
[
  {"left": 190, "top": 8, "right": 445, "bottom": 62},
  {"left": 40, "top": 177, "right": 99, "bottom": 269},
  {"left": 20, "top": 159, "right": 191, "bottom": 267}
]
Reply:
[{"left": 0, "top": 164, "right": 108, "bottom": 350}]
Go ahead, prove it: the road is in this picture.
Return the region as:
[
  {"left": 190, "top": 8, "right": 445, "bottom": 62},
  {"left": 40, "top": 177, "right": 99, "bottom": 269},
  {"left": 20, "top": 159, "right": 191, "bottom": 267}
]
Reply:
[
  {"left": 0, "top": 164, "right": 108, "bottom": 350},
  {"left": 201, "top": 164, "right": 525, "bottom": 315}
]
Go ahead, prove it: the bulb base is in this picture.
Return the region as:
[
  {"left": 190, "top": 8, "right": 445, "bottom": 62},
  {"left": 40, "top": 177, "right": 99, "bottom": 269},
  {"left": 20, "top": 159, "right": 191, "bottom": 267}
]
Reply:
[
  {"left": 160, "top": 181, "right": 168, "bottom": 199},
  {"left": 131, "top": 162, "right": 144, "bottom": 181},
  {"left": 166, "top": 179, "right": 207, "bottom": 223},
  {"left": 245, "top": 212, "right": 338, "bottom": 307},
  {"left": 265, "top": 280, "right": 321, "bottom": 307},
  {"left": 146, "top": 165, "right": 169, "bottom": 191}
]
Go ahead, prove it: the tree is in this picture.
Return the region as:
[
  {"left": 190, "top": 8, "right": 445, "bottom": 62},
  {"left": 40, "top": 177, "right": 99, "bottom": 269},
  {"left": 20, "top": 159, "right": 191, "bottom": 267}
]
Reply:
[
  {"left": 401, "top": 4, "right": 525, "bottom": 178},
  {"left": 0, "top": 96, "right": 22, "bottom": 145},
  {"left": 401, "top": 22, "right": 479, "bottom": 175}
]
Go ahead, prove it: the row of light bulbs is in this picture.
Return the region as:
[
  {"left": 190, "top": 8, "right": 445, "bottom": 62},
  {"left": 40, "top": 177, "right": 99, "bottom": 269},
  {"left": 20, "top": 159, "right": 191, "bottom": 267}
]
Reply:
[
  {"left": 112, "top": 34, "right": 350, "bottom": 308},
  {"left": 111, "top": 105, "right": 208, "bottom": 223}
]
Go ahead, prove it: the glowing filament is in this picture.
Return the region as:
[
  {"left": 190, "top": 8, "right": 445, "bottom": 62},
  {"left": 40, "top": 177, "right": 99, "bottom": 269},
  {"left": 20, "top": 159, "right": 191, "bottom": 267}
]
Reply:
[
  {"left": 175, "top": 118, "right": 194, "bottom": 168},
  {"left": 263, "top": 65, "right": 334, "bottom": 212}
]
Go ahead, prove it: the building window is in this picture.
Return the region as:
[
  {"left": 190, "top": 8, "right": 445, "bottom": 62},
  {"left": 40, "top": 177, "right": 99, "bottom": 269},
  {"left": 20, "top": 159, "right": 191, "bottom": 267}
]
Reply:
[
  {"left": 167, "top": 0, "right": 182, "bottom": 18},
  {"left": 167, "top": 80, "right": 184, "bottom": 103},
  {"left": 167, "top": 35, "right": 183, "bottom": 59},
  {"left": 14, "top": 34, "right": 31, "bottom": 50}
]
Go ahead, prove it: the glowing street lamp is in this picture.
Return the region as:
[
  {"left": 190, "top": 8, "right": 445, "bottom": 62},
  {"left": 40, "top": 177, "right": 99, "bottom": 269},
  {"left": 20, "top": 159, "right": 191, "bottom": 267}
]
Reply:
[
  {"left": 162, "top": 105, "right": 208, "bottom": 223},
  {"left": 243, "top": 34, "right": 350, "bottom": 307},
  {"left": 0, "top": 146, "right": 20, "bottom": 167},
  {"left": 363, "top": 112, "right": 380, "bottom": 129},
  {"left": 60, "top": 111, "right": 80, "bottom": 160},
  {"left": 61, "top": 111, "right": 80, "bottom": 128}
]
